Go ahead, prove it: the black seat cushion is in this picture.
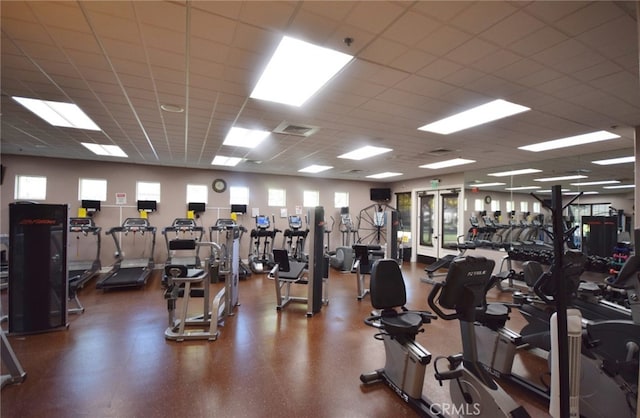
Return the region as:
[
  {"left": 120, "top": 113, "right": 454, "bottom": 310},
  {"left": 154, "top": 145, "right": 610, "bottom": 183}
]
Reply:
[{"left": 380, "top": 312, "right": 423, "bottom": 336}]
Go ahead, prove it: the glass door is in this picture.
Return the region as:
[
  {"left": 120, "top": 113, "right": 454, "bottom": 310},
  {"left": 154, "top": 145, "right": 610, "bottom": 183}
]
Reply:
[{"left": 416, "top": 190, "right": 461, "bottom": 260}]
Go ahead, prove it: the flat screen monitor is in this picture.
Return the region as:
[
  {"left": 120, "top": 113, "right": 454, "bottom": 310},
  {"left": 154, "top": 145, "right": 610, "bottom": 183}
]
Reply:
[
  {"left": 256, "top": 215, "right": 269, "bottom": 229},
  {"left": 137, "top": 200, "right": 157, "bottom": 212},
  {"left": 231, "top": 204, "right": 247, "bottom": 214},
  {"left": 81, "top": 200, "right": 101, "bottom": 211},
  {"left": 289, "top": 215, "right": 301, "bottom": 227},
  {"left": 370, "top": 188, "right": 391, "bottom": 202},
  {"left": 340, "top": 207, "right": 349, "bottom": 215},
  {"left": 188, "top": 202, "right": 206, "bottom": 213}
]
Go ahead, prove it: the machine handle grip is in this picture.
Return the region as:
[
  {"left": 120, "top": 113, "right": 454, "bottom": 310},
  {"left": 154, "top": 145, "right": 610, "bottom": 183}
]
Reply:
[
  {"left": 427, "top": 282, "right": 458, "bottom": 320},
  {"left": 533, "top": 271, "right": 554, "bottom": 304}
]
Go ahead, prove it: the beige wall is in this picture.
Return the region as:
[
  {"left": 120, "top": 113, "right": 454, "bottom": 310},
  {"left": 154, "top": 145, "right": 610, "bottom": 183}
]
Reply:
[{"left": 0, "top": 154, "right": 400, "bottom": 267}]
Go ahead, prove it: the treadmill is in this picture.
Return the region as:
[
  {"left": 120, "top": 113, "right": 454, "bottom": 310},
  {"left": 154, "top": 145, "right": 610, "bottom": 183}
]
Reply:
[
  {"left": 68, "top": 217, "right": 102, "bottom": 312},
  {"left": 96, "top": 217, "right": 156, "bottom": 290}
]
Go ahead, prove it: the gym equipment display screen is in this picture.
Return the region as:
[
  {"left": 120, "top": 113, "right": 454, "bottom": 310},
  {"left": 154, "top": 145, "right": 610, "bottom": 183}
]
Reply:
[{"left": 256, "top": 216, "right": 269, "bottom": 228}]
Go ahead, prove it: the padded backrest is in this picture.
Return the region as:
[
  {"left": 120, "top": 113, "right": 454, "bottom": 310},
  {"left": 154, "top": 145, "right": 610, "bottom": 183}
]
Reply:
[
  {"left": 613, "top": 254, "right": 640, "bottom": 286},
  {"left": 522, "top": 260, "right": 543, "bottom": 287},
  {"left": 165, "top": 264, "right": 188, "bottom": 278},
  {"left": 369, "top": 259, "right": 406, "bottom": 309},
  {"left": 353, "top": 244, "right": 369, "bottom": 266},
  {"left": 438, "top": 256, "right": 495, "bottom": 311},
  {"left": 272, "top": 249, "right": 291, "bottom": 272}
]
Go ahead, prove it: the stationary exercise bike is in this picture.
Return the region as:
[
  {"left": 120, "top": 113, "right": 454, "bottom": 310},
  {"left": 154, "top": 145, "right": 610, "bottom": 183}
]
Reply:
[{"left": 360, "top": 257, "right": 529, "bottom": 417}]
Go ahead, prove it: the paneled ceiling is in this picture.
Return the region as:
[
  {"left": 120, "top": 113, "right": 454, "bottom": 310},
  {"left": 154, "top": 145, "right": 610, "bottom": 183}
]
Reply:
[{"left": 1, "top": 1, "right": 639, "bottom": 194}]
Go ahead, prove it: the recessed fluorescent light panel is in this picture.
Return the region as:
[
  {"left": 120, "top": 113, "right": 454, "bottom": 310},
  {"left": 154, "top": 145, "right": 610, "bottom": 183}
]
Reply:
[
  {"left": 518, "top": 130, "right": 620, "bottom": 152},
  {"left": 538, "top": 189, "right": 570, "bottom": 193},
  {"left": 420, "top": 158, "right": 476, "bottom": 169},
  {"left": 250, "top": 36, "right": 353, "bottom": 107},
  {"left": 603, "top": 184, "right": 635, "bottom": 189},
  {"left": 13, "top": 96, "right": 100, "bottom": 130},
  {"left": 366, "top": 172, "right": 402, "bottom": 179},
  {"left": 534, "top": 175, "right": 587, "bottom": 182},
  {"left": 81, "top": 142, "right": 127, "bottom": 157},
  {"left": 488, "top": 168, "right": 542, "bottom": 177},
  {"left": 338, "top": 146, "right": 392, "bottom": 160},
  {"left": 211, "top": 155, "right": 242, "bottom": 166},
  {"left": 299, "top": 165, "right": 332, "bottom": 173},
  {"left": 564, "top": 191, "right": 599, "bottom": 195},
  {"left": 418, "top": 99, "right": 530, "bottom": 135},
  {"left": 505, "top": 186, "right": 541, "bottom": 191},
  {"left": 472, "top": 182, "right": 506, "bottom": 188},
  {"left": 570, "top": 180, "right": 620, "bottom": 186},
  {"left": 591, "top": 156, "right": 634, "bottom": 165},
  {"left": 223, "top": 127, "right": 270, "bottom": 148}
]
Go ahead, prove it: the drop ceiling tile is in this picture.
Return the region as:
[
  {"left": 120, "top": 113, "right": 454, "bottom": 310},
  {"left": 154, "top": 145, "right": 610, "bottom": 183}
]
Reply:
[
  {"left": 359, "top": 37, "right": 409, "bottom": 66},
  {"left": 508, "top": 25, "right": 568, "bottom": 56},
  {"left": 479, "top": 10, "right": 545, "bottom": 47},
  {"left": 553, "top": 1, "right": 625, "bottom": 36},
  {"left": 450, "top": 1, "right": 519, "bottom": 34},
  {"left": 412, "top": 1, "right": 472, "bottom": 23},
  {"left": 287, "top": 8, "right": 341, "bottom": 44},
  {"left": 471, "top": 49, "right": 522, "bottom": 73},
  {"left": 445, "top": 38, "right": 500, "bottom": 65},
  {"left": 389, "top": 49, "right": 437, "bottom": 74},
  {"left": 415, "top": 25, "right": 472, "bottom": 56},
  {"left": 343, "top": 1, "right": 407, "bottom": 34}
]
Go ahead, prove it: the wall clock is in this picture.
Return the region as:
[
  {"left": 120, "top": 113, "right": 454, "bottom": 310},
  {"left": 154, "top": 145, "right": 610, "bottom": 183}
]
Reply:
[
  {"left": 212, "top": 178, "right": 227, "bottom": 193},
  {"left": 484, "top": 195, "right": 492, "bottom": 204}
]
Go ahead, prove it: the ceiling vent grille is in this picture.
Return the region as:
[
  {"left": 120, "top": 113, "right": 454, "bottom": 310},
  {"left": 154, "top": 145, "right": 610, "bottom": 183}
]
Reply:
[
  {"left": 427, "top": 148, "right": 454, "bottom": 156},
  {"left": 273, "top": 121, "right": 320, "bottom": 137}
]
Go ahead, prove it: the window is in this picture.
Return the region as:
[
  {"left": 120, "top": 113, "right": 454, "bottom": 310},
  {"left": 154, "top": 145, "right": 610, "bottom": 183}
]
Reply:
[
  {"left": 474, "top": 199, "right": 484, "bottom": 211},
  {"left": 334, "top": 192, "right": 349, "bottom": 208},
  {"left": 303, "top": 190, "right": 319, "bottom": 207},
  {"left": 186, "top": 184, "right": 208, "bottom": 204},
  {"left": 268, "top": 188, "right": 286, "bottom": 207},
  {"left": 230, "top": 186, "right": 249, "bottom": 205},
  {"left": 533, "top": 201, "right": 541, "bottom": 213},
  {"left": 79, "top": 178, "right": 107, "bottom": 201},
  {"left": 137, "top": 181, "right": 161, "bottom": 202},
  {"left": 490, "top": 200, "right": 500, "bottom": 213},
  {"left": 15, "top": 175, "right": 47, "bottom": 200},
  {"left": 506, "top": 200, "right": 515, "bottom": 212},
  {"left": 395, "top": 192, "right": 411, "bottom": 243},
  {"left": 520, "top": 201, "right": 528, "bottom": 212}
]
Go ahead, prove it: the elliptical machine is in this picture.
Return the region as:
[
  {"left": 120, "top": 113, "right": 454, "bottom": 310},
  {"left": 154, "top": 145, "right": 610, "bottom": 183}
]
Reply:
[
  {"left": 283, "top": 215, "right": 309, "bottom": 262},
  {"left": 248, "top": 215, "right": 279, "bottom": 273},
  {"left": 329, "top": 207, "right": 356, "bottom": 272}
]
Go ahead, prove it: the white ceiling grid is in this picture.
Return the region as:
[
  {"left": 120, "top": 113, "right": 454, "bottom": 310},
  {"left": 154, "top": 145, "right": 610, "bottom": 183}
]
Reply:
[{"left": 0, "top": 1, "right": 638, "bottom": 193}]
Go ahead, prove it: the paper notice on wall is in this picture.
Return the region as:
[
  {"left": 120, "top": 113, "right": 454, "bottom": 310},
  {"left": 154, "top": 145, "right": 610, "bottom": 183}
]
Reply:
[
  {"left": 115, "top": 193, "right": 127, "bottom": 205},
  {"left": 252, "top": 207, "right": 260, "bottom": 217},
  {"left": 280, "top": 208, "right": 288, "bottom": 218}
]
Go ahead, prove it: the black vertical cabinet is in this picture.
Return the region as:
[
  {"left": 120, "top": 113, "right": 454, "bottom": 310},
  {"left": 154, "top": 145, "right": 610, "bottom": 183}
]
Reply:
[
  {"left": 581, "top": 215, "right": 617, "bottom": 258},
  {"left": 9, "top": 203, "right": 68, "bottom": 334}
]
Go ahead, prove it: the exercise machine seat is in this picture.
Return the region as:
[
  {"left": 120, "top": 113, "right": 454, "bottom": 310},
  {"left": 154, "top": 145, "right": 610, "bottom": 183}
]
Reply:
[
  {"left": 370, "top": 259, "right": 422, "bottom": 336},
  {"left": 272, "top": 249, "right": 306, "bottom": 281}
]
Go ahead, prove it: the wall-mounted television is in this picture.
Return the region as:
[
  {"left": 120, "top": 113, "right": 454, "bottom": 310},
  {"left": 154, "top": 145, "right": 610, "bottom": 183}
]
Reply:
[
  {"left": 188, "top": 202, "right": 206, "bottom": 213},
  {"left": 231, "top": 204, "right": 247, "bottom": 214},
  {"left": 370, "top": 188, "right": 391, "bottom": 202},
  {"left": 81, "top": 200, "right": 101, "bottom": 212},
  {"left": 137, "top": 200, "right": 157, "bottom": 212}
]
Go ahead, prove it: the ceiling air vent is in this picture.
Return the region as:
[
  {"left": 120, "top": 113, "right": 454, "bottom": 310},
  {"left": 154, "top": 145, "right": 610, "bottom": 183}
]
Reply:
[
  {"left": 427, "top": 148, "right": 454, "bottom": 156},
  {"left": 273, "top": 121, "right": 320, "bottom": 137}
]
